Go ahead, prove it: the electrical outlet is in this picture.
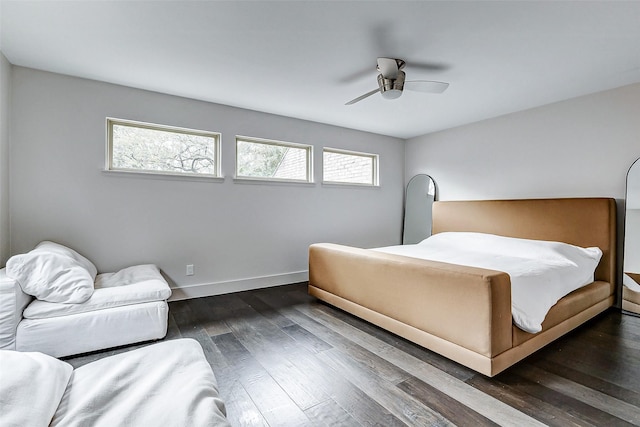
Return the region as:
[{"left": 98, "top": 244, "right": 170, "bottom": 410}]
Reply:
[{"left": 186, "top": 264, "right": 194, "bottom": 276}]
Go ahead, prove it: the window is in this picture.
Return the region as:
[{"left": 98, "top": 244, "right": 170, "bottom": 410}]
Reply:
[
  {"left": 323, "top": 148, "right": 378, "bottom": 186},
  {"left": 107, "top": 118, "right": 220, "bottom": 177},
  {"left": 236, "top": 136, "right": 312, "bottom": 183}
]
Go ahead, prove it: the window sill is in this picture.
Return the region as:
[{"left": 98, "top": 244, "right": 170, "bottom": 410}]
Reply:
[
  {"left": 102, "top": 169, "right": 225, "bottom": 183},
  {"left": 321, "top": 181, "right": 380, "bottom": 189},
  {"left": 233, "top": 177, "right": 315, "bottom": 187}
]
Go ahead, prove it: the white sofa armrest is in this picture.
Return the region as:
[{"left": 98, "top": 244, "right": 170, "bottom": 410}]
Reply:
[{"left": 0, "top": 268, "right": 33, "bottom": 350}]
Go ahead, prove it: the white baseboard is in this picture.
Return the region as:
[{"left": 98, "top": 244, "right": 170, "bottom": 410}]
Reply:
[{"left": 168, "top": 270, "right": 309, "bottom": 301}]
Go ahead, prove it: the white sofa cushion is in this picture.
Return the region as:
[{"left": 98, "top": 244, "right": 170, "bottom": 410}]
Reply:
[
  {"left": 6, "top": 241, "right": 98, "bottom": 304},
  {"left": 17, "top": 301, "right": 169, "bottom": 357},
  {"left": 0, "top": 349, "right": 73, "bottom": 427},
  {"left": 23, "top": 265, "right": 171, "bottom": 319},
  {"left": 0, "top": 270, "right": 32, "bottom": 350}
]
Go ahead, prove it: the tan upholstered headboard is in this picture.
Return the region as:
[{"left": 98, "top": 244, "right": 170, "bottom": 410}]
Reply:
[{"left": 432, "top": 198, "right": 616, "bottom": 284}]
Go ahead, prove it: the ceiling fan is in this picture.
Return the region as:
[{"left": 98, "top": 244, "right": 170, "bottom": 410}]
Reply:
[{"left": 345, "top": 57, "right": 449, "bottom": 105}]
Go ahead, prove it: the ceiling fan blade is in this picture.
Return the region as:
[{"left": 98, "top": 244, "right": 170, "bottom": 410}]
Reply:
[
  {"left": 404, "top": 80, "right": 449, "bottom": 94},
  {"left": 405, "top": 62, "right": 449, "bottom": 73},
  {"left": 339, "top": 68, "right": 374, "bottom": 84},
  {"left": 377, "top": 57, "right": 399, "bottom": 79},
  {"left": 345, "top": 88, "right": 380, "bottom": 105}
]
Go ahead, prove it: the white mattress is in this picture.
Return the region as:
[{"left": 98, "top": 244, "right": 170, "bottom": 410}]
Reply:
[{"left": 375, "top": 232, "right": 602, "bottom": 333}]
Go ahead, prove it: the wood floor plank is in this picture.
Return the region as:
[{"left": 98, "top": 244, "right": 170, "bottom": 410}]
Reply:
[
  {"left": 512, "top": 364, "right": 640, "bottom": 425},
  {"left": 188, "top": 296, "right": 233, "bottom": 336},
  {"left": 167, "top": 298, "right": 192, "bottom": 313},
  {"left": 218, "top": 300, "right": 403, "bottom": 426},
  {"left": 221, "top": 378, "right": 269, "bottom": 427},
  {"left": 541, "top": 334, "right": 640, "bottom": 393},
  {"left": 267, "top": 303, "right": 411, "bottom": 385},
  {"left": 204, "top": 295, "right": 327, "bottom": 412},
  {"left": 216, "top": 294, "right": 405, "bottom": 426},
  {"left": 467, "top": 373, "right": 601, "bottom": 427},
  {"left": 173, "top": 326, "right": 268, "bottom": 427},
  {"left": 314, "top": 300, "right": 477, "bottom": 381},
  {"left": 282, "top": 323, "right": 334, "bottom": 353},
  {"left": 289, "top": 350, "right": 408, "bottom": 427},
  {"left": 492, "top": 370, "right": 637, "bottom": 427},
  {"left": 580, "top": 325, "right": 640, "bottom": 352},
  {"left": 255, "top": 283, "right": 316, "bottom": 307},
  {"left": 246, "top": 326, "right": 404, "bottom": 426},
  {"left": 237, "top": 292, "right": 296, "bottom": 329},
  {"left": 165, "top": 311, "right": 183, "bottom": 340},
  {"left": 257, "top": 296, "right": 412, "bottom": 385},
  {"left": 213, "top": 332, "right": 314, "bottom": 427},
  {"left": 291, "top": 351, "right": 407, "bottom": 427},
  {"left": 288, "top": 301, "right": 546, "bottom": 427},
  {"left": 171, "top": 299, "right": 201, "bottom": 335},
  {"left": 303, "top": 399, "right": 363, "bottom": 427},
  {"left": 397, "top": 376, "right": 499, "bottom": 427},
  {"left": 530, "top": 358, "right": 640, "bottom": 407},
  {"left": 317, "top": 347, "right": 454, "bottom": 426},
  {"left": 256, "top": 292, "right": 416, "bottom": 383}
]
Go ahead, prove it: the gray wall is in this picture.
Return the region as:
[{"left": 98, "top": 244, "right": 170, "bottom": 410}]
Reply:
[
  {"left": 10, "top": 67, "right": 404, "bottom": 298},
  {"left": 0, "top": 52, "right": 10, "bottom": 267},
  {"left": 405, "top": 83, "right": 640, "bottom": 202}
]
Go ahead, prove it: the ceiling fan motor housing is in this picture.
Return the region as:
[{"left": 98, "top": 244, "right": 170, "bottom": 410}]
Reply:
[{"left": 378, "top": 70, "right": 405, "bottom": 100}]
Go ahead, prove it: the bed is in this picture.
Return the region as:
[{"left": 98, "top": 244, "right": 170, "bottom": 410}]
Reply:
[
  {"left": 0, "top": 338, "right": 230, "bottom": 426},
  {"left": 308, "top": 198, "right": 616, "bottom": 376}
]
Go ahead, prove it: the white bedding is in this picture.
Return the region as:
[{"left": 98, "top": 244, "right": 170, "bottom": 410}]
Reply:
[
  {"left": 623, "top": 273, "right": 640, "bottom": 293},
  {"left": 51, "top": 339, "right": 229, "bottom": 427},
  {"left": 374, "top": 232, "right": 602, "bottom": 333},
  {"left": 0, "top": 339, "right": 229, "bottom": 427},
  {"left": 0, "top": 350, "right": 72, "bottom": 427}
]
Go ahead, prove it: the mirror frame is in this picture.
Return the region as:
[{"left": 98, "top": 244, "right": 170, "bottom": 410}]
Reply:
[
  {"left": 402, "top": 174, "right": 436, "bottom": 245},
  {"left": 622, "top": 156, "right": 640, "bottom": 316}
]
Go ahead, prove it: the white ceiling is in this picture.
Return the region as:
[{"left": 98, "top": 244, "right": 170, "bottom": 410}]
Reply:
[{"left": 1, "top": 1, "right": 640, "bottom": 139}]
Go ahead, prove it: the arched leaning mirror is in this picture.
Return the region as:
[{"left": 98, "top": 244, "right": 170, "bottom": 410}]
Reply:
[
  {"left": 623, "top": 157, "right": 640, "bottom": 316},
  {"left": 403, "top": 174, "right": 436, "bottom": 244}
]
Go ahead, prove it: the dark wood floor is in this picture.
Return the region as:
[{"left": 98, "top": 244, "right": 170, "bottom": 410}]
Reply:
[{"left": 67, "top": 283, "right": 640, "bottom": 426}]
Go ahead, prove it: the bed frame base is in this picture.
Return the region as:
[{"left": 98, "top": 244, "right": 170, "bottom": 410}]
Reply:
[{"left": 310, "top": 285, "right": 613, "bottom": 376}]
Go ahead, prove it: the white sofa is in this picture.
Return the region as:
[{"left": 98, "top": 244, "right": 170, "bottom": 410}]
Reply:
[
  {"left": 0, "top": 241, "right": 171, "bottom": 357},
  {"left": 0, "top": 338, "right": 230, "bottom": 426}
]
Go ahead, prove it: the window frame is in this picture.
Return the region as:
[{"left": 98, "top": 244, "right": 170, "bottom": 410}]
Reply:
[
  {"left": 322, "top": 147, "right": 379, "bottom": 187},
  {"left": 106, "top": 118, "right": 222, "bottom": 179},
  {"left": 234, "top": 135, "right": 313, "bottom": 184}
]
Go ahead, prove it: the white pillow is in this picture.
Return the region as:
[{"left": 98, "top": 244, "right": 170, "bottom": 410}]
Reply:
[
  {"left": 6, "top": 242, "right": 96, "bottom": 304},
  {"left": 34, "top": 241, "right": 97, "bottom": 280},
  {"left": 0, "top": 349, "right": 73, "bottom": 427}
]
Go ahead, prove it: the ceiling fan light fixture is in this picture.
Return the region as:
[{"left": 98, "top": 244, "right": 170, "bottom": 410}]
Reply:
[
  {"left": 377, "top": 71, "right": 405, "bottom": 100},
  {"left": 381, "top": 88, "right": 402, "bottom": 100},
  {"left": 345, "top": 58, "right": 448, "bottom": 105}
]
